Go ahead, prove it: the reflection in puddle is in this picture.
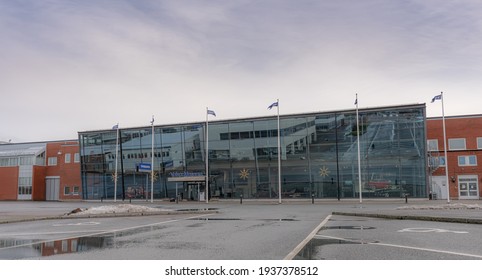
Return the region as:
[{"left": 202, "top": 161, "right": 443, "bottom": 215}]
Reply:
[
  {"left": 322, "top": 225, "right": 376, "bottom": 230},
  {"left": 0, "top": 224, "right": 169, "bottom": 259},
  {"left": 176, "top": 208, "right": 219, "bottom": 212},
  {"left": 0, "top": 236, "right": 109, "bottom": 259},
  {"left": 189, "top": 218, "right": 242, "bottom": 221},
  {"left": 188, "top": 218, "right": 298, "bottom": 222},
  {"left": 296, "top": 238, "right": 379, "bottom": 260}
]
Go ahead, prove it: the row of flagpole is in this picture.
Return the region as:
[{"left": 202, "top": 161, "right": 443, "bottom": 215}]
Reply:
[
  {"left": 111, "top": 92, "right": 449, "bottom": 204},
  {"left": 111, "top": 100, "right": 282, "bottom": 204}
]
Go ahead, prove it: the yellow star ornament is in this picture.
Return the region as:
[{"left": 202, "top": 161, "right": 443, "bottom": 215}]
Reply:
[
  {"left": 319, "top": 166, "right": 330, "bottom": 177},
  {"left": 239, "top": 169, "right": 250, "bottom": 180}
]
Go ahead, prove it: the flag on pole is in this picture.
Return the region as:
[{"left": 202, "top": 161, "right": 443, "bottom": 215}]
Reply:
[
  {"left": 112, "top": 124, "right": 119, "bottom": 129},
  {"left": 207, "top": 109, "right": 216, "bottom": 117},
  {"left": 206, "top": 107, "right": 216, "bottom": 204},
  {"left": 267, "top": 101, "right": 278, "bottom": 110},
  {"left": 431, "top": 91, "right": 450, "bottom": 203},
  {"left": 266, "top": 99, "right": 282, "bottom": 204},
  {"left": 355, "top": 93, "right": 362, "bottom": 204},
  {"left": 150, "top": 116, "right": 154, "bottom": 125},
  {"left": 431, "top": 94, "right": 442, "bottom": 103}
]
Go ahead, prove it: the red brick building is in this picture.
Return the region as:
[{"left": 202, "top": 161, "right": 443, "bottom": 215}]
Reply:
[
  {"left": 427, "top": 115, "right": 482, "bottom": 200},
  {"left": 0, "top": 141, "right": 81, "bottom": 201}
]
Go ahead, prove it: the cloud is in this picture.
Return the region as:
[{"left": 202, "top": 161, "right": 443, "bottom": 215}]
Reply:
[{"left": 1, "top": 0, "right": 482, "bottom": 142}]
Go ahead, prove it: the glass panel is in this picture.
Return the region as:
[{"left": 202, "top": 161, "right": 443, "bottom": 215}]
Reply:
[
  {"left": 448, "top": 138, "right": 466, "bottom": 150},
  {"left": 469, "top": 156, "right": 477, "bottom": 165},
  {"left": 459, "top": 156, "right": 466, "bottom": 165},
  {"left": 427, "top": 139, "right": 438, "bottom": 151},
  {"left": 469, "top": 183, "right": 478, "bottom": 196},
  {"left": 79, "top": 105, "right": 427, "bottom": 200}
]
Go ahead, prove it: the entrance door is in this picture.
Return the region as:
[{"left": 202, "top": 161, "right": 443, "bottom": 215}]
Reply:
[
  {"left": 458, "top": 175, "right": 479, "bottom": 199},
  {"left": 46, "top": 177, "right": 60, "bottom": 201}
]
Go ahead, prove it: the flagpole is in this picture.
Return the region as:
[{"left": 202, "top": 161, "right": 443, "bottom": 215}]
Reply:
[
  {"left": 114, "top": 124, "right": 119, "bottom": 202},
  {"left": 440, "top": 92, "right": 450, "bottom": 203},
  {"left": 205, "top": 107, "right": 209, "bottom": 204},
  {"left": 356, "top": 94, "right": 362, "bottom": 203},
  {"left": 277, "top": 99, "right": 282, "bottom": 204},
  {"left": 151, "top": 115, "right": 154, "bottom": 203}
]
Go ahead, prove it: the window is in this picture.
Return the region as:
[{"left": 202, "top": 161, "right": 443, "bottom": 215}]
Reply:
[
  {"left": 64, "top": 186, "right": 71, "bottom": 195},
  {"left": 477, "top": 138, "right": 482, "bottom": 149},
  {"left": 439, "top": 156, "right": 446, "bottom": 166},
  {"left": 62, "top": 240, "right": 68, "bottom": 252},
  {"left": 73, "top": 186, "right": 80, "bottom": 195},
  {"left": 19, "top": 157, "right": 33, "bottom": 165},
  {"left": 427, "top": 139, "right": 439, "bottom": 151},
  {"left": 0, "top": 157, "right": 18, "bottom": 167},
  {"left": 429, "top": 156, "right": 445, "bottom": 167},
  {"left": 48, "top": 157, "right": 57, "bottom": 166},
  {"left": 71, "top": 240, "right": 78, "bottom": 252},
  {"left": 458, "top": 155, "right": 477, "bottom": 166},
  {"left": 74, "top": 153, "right": 80, "bottom": 163},
  {"left": 65, "top": 153, "right": 71, "bottom": 163},
  {"left": 448, "top": 138, "right": 466, "bottom": 150}
]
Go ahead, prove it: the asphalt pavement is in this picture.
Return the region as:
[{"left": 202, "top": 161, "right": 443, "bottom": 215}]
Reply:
[{"left": 1, "top": 198, "right": 482, "bottom": 224}]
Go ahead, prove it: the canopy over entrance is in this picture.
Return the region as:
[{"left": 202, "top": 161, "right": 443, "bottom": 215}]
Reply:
[{"left": 167, "top": 171, "right": 206, "bottom": 182}]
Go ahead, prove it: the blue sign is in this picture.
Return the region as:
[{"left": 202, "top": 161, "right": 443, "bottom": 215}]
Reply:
[{"left": 138, "top": 163, "right": 152, "bottom": 172}]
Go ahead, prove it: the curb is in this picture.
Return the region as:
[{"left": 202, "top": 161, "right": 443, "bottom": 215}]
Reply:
[{"left": 332, "top": 211, "right": 482, "bottom": 224}]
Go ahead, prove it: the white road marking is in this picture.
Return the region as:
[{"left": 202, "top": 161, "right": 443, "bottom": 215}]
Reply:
[
  {"left": 0, "top": 230, "right": 104, "bottom": 237},
  {"left": 284, "top": 214, "right": 332, "bottom": 260},
  {"left": 0, "top": 213, "right": 214, "bottom": 251},
  {"left": 52, "top": 221, "right": 100, "bottom": 226},
  {"left": 398, "top": 228, "right": 468, "bottom": 234},
  {"left": 315, "top": 234, "right": 482, "bottom": 259}
]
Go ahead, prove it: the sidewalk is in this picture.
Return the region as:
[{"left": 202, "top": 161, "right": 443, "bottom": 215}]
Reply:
[
  {"left": 332, "top": 200, "right": 482, "bottom": 224},
  {"left": 1, "top": 199, "right": 482, "bottom": 224}
]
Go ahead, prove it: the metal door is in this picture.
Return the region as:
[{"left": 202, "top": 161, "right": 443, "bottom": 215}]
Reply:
[
  {"left": 46, "top": 177, "right": 60, "bottom": 201},
  {"left": 458, "top": 175, "right": 479, "bottom": 199}
]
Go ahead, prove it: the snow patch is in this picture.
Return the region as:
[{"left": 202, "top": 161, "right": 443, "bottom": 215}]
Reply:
[
  {"left": 68, "top": 204, "right": 169, "bottom": 216},
  {"left": 397, "top": 203, "right": 482, "bottom": 210}
]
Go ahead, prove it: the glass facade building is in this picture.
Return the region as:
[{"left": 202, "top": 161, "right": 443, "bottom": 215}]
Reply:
[{"left": 79, "top": 104, "right": 427, "bottom": 200}]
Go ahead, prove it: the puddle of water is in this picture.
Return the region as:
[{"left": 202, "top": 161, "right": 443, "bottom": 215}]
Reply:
[
  {"left": 189, "top": 218, "right": 241, "bottom": 221},
  {"left": 187, "top": 218, "right": 298, "bottom": 222},
  {"left": 296, "top": 238, "right": 379, "bottom": 260},
  {"left": 322, "top": 225, "right": 376, "bottom": 230},
  {"left": 0, "top": 223, "right": 170, "bottom": 259},
  {"left": 264, "top": 218, "right": 298, "bottom": 222},
  {"left": 329, "top": 219, "right": 369, "bottom": 222},
  {"left": 176, "top": 208, "right": 219, "bottom": 212}
]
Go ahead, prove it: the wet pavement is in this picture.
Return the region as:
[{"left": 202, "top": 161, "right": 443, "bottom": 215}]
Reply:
[
  {"left": 1, "top": 199, "right": 482, "bottom": 259},
  {"left": 2, "top": 198, "right": 482, "bottom": 224}
]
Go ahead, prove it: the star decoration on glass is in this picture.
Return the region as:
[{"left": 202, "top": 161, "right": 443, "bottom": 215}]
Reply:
[
  {"left": 111, "top": 173, "right": 118, "bottom": 182},
  {"left": 151, "top": 171, "right": 158, "bottom": 182},
  {"left": 319, "top": 166, "right": 330, "bottom": 177},
  {"left": 239, "top": 168, "right": 250, "bottom": 180}
]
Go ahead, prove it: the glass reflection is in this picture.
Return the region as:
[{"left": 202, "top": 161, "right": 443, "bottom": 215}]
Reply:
[{"left": 80, "top": 106, "right": 426, "bottom": 200}]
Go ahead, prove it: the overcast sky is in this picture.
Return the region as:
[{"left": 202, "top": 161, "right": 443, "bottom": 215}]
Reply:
[{"left": 1, "top": 0, "right": 482, "bottom": 142}]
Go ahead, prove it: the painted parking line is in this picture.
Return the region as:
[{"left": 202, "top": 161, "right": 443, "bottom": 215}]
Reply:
[
  {"left": 52, "top": 221, "right": 101, "bottom": 226},
  {"left": 398, "top": 228, "right": 468, "bottom": 234},
  {"left": 284, "top": 214, "right": 332, "bottom": 260},
  {"left": 314, "top": 234, "right": 482, "bottom": 259}
]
